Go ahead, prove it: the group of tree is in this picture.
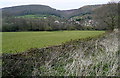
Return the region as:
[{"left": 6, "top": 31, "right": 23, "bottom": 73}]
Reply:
[
  {"left": 93, "top": 2, "right": 119, "bottom": 30},
  {"left": 3, "top": 15, "right": 101, "bottom": 32},
  {"left": 2, "top": 16, "right": 77, "bottom": 32},
  {"left": 2, "top": 2, "right": 119, "bottom": 32}
]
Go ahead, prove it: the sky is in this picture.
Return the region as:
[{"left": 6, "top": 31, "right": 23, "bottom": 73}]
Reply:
[{"left": 0, "top": 0, "right": 118, "bottom": 10}]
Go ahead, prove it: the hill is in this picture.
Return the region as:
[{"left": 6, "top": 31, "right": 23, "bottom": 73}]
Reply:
[
  {"left": 61, "top": 5, "right": 101, "bottom": 18},
  {"left": 2, "top": 4, "right": 101, "bottom": 18},
  {"left": 2, "top": 3, "right": 118, "bottom": 32},
  {"left": 2, "top": 5, "right": 62, "bottom": 17}
]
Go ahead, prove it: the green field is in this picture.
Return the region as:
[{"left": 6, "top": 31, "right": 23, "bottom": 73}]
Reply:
[
  {"left": 2, "top": 31, "right": 105, "bottom": 53},
  {"left": 17, "top": 14, "right": 59, "bottom": 19}
]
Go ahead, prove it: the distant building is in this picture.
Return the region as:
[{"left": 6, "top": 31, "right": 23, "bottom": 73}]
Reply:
[
  {"left": 68, "top": 18, "right": 73, "bottom": 22},
  {"left": 75, "top": 21, "right": 80, "bottom": 24},
  {"left": 44, "top": 17, "right": 47, "bottom": 19},
  {"left": 61, "top": 22, "right": 65, "bottom": 24},
  {"left": 83, "top": 20, "right": 97, "bottom": 27},
  {"left": 54, "top": 20, "right": 60, "bottom": 23}
]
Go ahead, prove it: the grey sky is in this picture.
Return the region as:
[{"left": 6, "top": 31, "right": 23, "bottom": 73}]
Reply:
[{"left": 0, "top": 0, "right": 116, "bottom": 10}]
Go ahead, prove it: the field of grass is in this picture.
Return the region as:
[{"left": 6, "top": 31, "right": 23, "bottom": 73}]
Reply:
[
  {"left": 16, "top": 14, "right": 59, "bottom": 18},
  {"left": 2, "top": 31, "right": 105, "bottom": 53}
]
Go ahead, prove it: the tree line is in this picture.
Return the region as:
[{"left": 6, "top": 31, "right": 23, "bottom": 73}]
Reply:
[
  {"left": 2, "top": 2, "right": 119, "bottom": 32},
  {"left": 3, "top": 16, "right": 102, "bottom": 32}
]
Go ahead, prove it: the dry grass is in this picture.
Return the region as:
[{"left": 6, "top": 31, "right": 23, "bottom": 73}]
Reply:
[{"left": 2, "top": 32, "right": 119, "bottom": 76}]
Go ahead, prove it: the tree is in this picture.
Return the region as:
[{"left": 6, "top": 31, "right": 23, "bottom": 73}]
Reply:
[{"left": 94, "top": 2, "right": 118, "bottom": 30}]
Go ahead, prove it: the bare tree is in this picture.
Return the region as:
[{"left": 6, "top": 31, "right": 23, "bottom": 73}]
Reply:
[{"left": 94, "top": 2, "right": 118, "bottom": 30}]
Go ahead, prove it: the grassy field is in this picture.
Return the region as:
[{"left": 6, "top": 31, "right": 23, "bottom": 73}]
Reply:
[
  {"left": 2, "top": 31, "right": 105, "bottom": 53},
  {"left": 17, "top": 14, "right": 59, "bottom": 18}
]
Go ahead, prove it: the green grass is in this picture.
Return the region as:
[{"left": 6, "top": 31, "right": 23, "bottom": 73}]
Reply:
[
  {"left": 17, "top": 15, "right": 44, "bottom": 18},
  {"left": 16, "top": 14, "right": 59, "bottom": 18},
  {"left": 2, "top": 31, "right": 105, "bottom": 53}
]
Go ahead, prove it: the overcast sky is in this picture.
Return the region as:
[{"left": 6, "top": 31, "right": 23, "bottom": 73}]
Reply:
[{"left": 0, "top": 0, "right": 118, "bottom": 10}]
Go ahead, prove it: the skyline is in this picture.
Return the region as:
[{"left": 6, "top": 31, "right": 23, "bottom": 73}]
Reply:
[{"left": 0, "top": 0, "right": 113, "bottom": 10}]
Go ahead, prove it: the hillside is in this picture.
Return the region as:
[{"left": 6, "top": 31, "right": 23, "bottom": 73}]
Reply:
[
  {"left": 62, "top": 5, "right": 101, "bottom": 18},
  {"left": 2, "top": 31, "right": 119, "bottom": 76},
  {"left": 2, "top": 5, "right": 62, "bottom": 17},
  {"left": 2, "top": 3, "right": 118, "bottom": 32},
  {"left": 2, "top": 4, "right": 101, "bottom": 18},
  {"left": 2, "top": 4, "right": 104, "bottom": 32}
]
